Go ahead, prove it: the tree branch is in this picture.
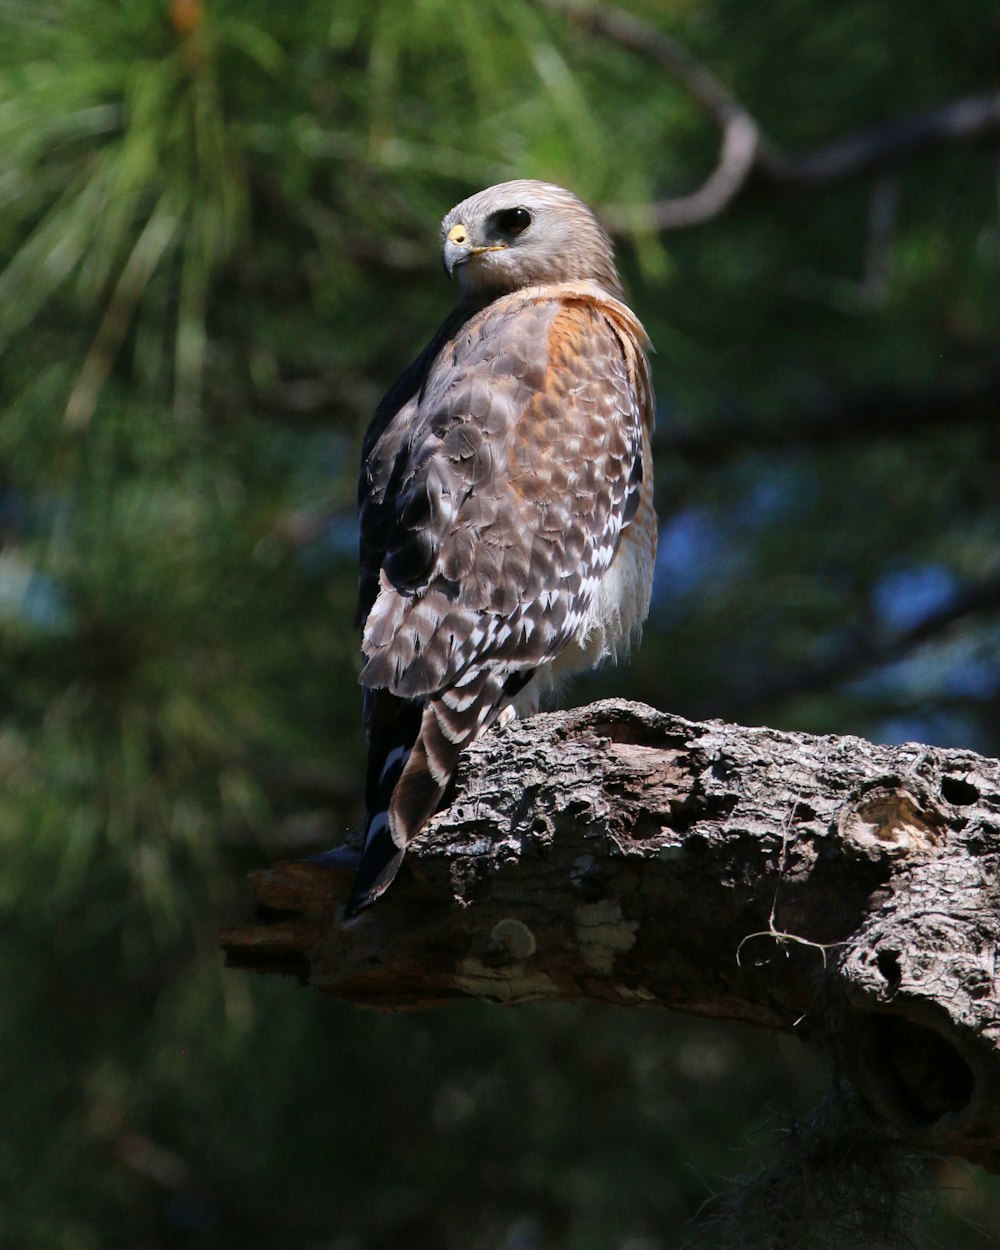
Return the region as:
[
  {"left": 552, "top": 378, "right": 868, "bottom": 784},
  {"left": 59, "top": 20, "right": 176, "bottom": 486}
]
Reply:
[
  {"left": 661, "top": 365, "right": 1000, "bottom": 465},
  {"left": 537, "top": 0, "right": 767, "bottom": 231},
  {"left": 222, "top": 699, "right": 1000, "bottom": 1172},
  {"left": 539, "top": 0, "right": 1000, "bottom": 230},
  {"left": 620, "top": 112, "right": 760, "bottom": 232},
  {"left": 537, "top": 0, "right": 752, "bottom": 129},
  {"left": 764, "top": 91, "right": 1000, "bottom": 189},
  {"left": 721, "top": 572, "right": 1000, "bottom": 718}
]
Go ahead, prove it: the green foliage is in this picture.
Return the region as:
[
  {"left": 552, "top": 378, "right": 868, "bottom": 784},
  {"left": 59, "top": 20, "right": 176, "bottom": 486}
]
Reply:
[{"left": 1, "top": 1, "right": 999, "bottom": 1247}]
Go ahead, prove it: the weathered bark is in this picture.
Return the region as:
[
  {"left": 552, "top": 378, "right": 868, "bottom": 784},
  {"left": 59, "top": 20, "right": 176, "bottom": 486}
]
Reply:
[{"left": 221, "top": 699, "right": 1000, "bottom": 1171}]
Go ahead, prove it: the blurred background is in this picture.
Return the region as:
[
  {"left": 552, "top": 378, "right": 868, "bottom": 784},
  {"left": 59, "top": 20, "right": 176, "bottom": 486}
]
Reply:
[{"left": 2, "top": 1, "right": 999, "bottom": 1246}]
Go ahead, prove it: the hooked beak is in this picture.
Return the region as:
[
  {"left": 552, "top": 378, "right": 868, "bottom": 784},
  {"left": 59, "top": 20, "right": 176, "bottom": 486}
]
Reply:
[{"left": 442, "top": 222, "right": 506, "bottom": 279}]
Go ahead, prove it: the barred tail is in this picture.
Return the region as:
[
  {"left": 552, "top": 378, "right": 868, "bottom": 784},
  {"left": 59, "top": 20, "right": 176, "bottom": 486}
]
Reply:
[
  {"left": 345, "top": 671, "right": 514, "bottom": 917},
  {"left": 344, "top": 689, "right": 421, "bottom": 918}
]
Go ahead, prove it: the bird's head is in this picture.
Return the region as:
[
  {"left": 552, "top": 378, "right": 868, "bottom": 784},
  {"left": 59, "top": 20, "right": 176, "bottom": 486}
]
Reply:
[{"left": 441, "top": 179, "right": 624, "bottom": 301}]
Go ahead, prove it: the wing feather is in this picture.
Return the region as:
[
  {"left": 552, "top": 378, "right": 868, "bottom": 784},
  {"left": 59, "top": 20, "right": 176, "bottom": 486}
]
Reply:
[
  {"left": 356, "top": 298, "right": 486, "bottom": 627},
  {"left": 360, "top": 288, "right": 651, "bottom": 700}
]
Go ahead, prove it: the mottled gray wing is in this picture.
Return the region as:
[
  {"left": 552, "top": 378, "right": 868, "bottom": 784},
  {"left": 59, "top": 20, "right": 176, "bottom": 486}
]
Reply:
[
  {"left": 356, "top": 298, "right": 485, "bottom": 628},
  {"left": 359, "top": 293, "right": 646, "bottom": 700}
]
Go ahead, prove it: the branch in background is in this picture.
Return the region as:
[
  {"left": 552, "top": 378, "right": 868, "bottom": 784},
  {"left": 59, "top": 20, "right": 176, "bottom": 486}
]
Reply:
[
  {"left": 625, "top": 113, "right": 760, "bottom": 232},
  {"left": 661, "top": 365, "right": 1000, "bottom": 465},
  {"left": 538, "top": 0, "right": 1000, "bottom": 231},
  {"left": 536, "top": 0, "right": 767, "bottom": 231},
  {"left": 723, "top": 572, "right": 1000, "bottom": 718},
  {"left": 765, "top": 91, "right": 1000, "bottom": 189},
  {"left": 537, "top": 0, "right": 755, "bottom": 130},
  {"left": 222, "top": 699, "right": 1000, "bottom": 1172}
]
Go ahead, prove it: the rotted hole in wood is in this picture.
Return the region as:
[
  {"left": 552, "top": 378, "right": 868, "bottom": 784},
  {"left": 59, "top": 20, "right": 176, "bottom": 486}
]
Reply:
[
  {"left": 528, "top": 814, "right": 554, "bottom": 854},
  {"left": 875, "top": 948, "right": 902, "bottom": 995},
  {"left": 940, "top": 775, "right": 979, "bottom": 807},
  {"left": 860, "top": 1014, "right": 975, "bottom": 1126}
]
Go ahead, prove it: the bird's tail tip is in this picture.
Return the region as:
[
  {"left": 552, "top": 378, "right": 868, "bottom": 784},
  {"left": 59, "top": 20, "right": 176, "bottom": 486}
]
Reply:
[{"left": 343, "top": 815, "right": 405, "bottom": 920}]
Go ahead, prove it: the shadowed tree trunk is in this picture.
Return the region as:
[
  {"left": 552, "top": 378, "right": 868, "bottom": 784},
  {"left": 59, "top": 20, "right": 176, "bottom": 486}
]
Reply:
[{"left": 221, "top": 699, "right": 1000, "bottom": 1172}]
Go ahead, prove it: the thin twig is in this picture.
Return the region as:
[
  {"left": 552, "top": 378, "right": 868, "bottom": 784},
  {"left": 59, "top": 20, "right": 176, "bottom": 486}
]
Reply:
[{"left": 736, "top": 787, "right": 845, "bottom": 973}]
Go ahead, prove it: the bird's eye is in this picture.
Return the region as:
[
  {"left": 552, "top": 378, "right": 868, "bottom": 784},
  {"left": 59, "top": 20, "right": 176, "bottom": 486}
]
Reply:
[{"left": 497, "top": 207, "right": 531, "bottom": 236}]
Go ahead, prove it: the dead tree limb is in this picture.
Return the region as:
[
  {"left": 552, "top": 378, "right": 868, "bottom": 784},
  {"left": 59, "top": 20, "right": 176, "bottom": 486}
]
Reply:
[{"left": 221, "top": 699, "right": 1000, "bottom": 1172}]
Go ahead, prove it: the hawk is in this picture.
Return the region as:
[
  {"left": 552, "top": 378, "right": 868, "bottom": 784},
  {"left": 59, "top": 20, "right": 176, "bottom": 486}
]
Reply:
[{"left": 347, "top": 179, "right": 656, "bottom": 916}]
